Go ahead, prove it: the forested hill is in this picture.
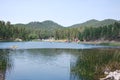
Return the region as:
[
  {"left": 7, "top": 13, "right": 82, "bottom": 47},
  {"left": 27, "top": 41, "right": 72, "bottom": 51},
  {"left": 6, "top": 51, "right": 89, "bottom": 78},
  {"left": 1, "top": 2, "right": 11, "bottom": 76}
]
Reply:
[
  {"left": 0, "top": 19, "right": 120, "bottom": 41},
  {"left": 15, "top": 20, "right": 63, "bottom": 30},
  {"left": 15, "top": 19, "right": 119, "bottom": 29},
  {"left": 70, "top": 19, "right": 118, "bottom": 28}
]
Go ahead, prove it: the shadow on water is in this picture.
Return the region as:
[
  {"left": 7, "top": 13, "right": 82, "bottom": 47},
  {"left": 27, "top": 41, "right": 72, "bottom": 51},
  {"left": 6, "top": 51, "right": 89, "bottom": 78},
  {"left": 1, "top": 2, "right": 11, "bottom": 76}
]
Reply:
[
  {"left": 70, "top": 49, "right": 120, "bottom": 80},
  {"left": 0, "top": 49, "right": 12, "bottom": 80}
]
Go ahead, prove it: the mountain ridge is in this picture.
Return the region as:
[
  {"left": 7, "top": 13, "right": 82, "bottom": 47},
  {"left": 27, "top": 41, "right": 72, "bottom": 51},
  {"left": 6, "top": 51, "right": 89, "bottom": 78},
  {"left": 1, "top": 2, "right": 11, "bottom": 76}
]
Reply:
[
  {"left": 70, "top": 19, "right": 119, "bottom": 28},
  {"left": 15, "top": 20, "right": 63, "bottom": 30},
  {"left": 14, "top": 19, "right": 119, "bottom": 29}
]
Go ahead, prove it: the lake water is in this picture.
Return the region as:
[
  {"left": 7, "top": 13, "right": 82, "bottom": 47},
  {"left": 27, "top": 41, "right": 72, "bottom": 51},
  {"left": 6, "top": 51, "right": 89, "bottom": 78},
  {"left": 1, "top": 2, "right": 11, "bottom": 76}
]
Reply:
[
  {"left": 0, "top": 42, "right": 120, "bottom": 80},
  {"left": 0, "top": 42, "right": 115, "bottom": 49}
]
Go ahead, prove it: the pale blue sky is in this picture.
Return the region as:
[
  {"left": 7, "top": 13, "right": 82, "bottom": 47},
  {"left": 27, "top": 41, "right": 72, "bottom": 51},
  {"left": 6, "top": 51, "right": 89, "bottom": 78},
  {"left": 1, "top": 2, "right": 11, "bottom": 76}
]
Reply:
[{"left": 0, "top": 0, "right": 120, "bottom": 26}]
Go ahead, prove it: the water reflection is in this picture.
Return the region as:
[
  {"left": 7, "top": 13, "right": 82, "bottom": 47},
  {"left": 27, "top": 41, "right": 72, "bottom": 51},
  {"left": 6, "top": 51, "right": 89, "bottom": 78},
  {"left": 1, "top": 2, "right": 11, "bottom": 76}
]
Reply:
[
  {"left": 0, "top": 49, "right": 120, "bottom": 80},
  {"left": 71, "top": 49, "right": 120, "bottom": 80},
  {"left": 6, "top": 49, "right": 72, "bottom": 80},
  {"left": 0, "top": 50, "right": 12, "bottom": 80}
]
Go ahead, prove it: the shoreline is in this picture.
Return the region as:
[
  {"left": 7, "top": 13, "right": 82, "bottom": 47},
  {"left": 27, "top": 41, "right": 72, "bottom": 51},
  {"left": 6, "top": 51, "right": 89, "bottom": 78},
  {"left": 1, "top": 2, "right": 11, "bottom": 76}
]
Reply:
[
  {"left": 0, "top": 39, "right": 120, "bottom": 46},
  {"left": 33, "top": 39, "right": 120, "bottom": 46},
  {"left": 79, "top": 41, "right": 120, "bottom": 46}
]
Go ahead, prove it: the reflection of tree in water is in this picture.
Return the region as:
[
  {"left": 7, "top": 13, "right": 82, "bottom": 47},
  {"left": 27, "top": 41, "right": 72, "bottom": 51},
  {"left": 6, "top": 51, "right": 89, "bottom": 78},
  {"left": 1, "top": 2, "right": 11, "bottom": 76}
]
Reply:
[
  {"left": 24, "top": 49, "right": 80, "bottom": 59},
  {"left": 71, "top": 49, "right": 120, "bottom": 80},
  {"left": 0, "top": 49, "right": 12, "bottom": 80}
]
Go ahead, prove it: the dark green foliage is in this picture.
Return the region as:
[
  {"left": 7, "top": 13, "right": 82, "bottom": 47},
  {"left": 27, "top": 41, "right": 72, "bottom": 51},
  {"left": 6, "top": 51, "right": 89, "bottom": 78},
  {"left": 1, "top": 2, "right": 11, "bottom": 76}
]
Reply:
[
  {"left": 0, "top": 50, "right": 12, "bottom": 71},
  {"left": 70, "top": 19, "right": 118, "bottom": 28},
  {"left": 0, "top": 21, "right": 30, "bottom": 41},
  {"left": 28, "top": 33, "right": 39, "bottom": 40},
  {"left": 71, "top": 49, "right": 120, "bottom": 80},
  {"left": 79, "top": 22, "right": 120, "bottom": 41},
  {"left": 0, "top": 20, "right": 120, "bottom": 41}
]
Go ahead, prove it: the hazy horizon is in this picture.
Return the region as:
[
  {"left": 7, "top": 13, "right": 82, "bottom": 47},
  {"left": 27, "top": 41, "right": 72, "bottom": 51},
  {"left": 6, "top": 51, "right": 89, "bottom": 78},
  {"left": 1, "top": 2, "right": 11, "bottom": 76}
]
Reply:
[{"left": 1, "top": 0, "right": 120, "bottom": 26}]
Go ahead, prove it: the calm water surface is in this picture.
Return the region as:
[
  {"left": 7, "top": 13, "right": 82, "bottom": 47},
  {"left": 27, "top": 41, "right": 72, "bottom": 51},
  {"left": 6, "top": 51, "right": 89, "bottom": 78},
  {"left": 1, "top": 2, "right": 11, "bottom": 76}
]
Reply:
[
  {"left": 0, "top": 42, "right": 119, "bottom": 80},
  {"left": 0, "top": 42, "right": 109, "bottom": 49}
]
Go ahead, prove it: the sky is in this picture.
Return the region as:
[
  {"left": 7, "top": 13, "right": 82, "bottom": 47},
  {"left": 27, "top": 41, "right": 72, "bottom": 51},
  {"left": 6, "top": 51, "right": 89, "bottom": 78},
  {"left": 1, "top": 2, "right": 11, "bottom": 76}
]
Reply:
[{"left": 0, "top": 0, "right": 120, "bottom": 26}]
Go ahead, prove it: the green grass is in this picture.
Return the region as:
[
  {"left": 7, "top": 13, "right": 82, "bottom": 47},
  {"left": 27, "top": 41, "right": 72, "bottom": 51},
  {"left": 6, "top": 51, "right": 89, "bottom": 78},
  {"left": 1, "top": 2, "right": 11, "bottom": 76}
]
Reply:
[
  {"left": 99, "top": 42, "right": 120, "bottom": 46},
  {"left": 0, "top": 40, "right": 13, "bottom": 42},
  {"left": 79, "top": 41, "right": 120, "bottom": 46}
]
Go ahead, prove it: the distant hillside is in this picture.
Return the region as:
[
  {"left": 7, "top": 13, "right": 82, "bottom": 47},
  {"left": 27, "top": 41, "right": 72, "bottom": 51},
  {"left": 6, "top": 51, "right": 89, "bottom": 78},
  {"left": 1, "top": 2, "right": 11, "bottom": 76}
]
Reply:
[
  {"left": 15, "top": 20, "right": 63, "bottom": 30},
  {"left": 14, "top": 19, "right": 119, "bottom": 29},
  {"left": 70, "top": 19, "right": 99, "bottom": 27},
  {"left": 70, "top": 19, "right": 118, "bottom": 28}
]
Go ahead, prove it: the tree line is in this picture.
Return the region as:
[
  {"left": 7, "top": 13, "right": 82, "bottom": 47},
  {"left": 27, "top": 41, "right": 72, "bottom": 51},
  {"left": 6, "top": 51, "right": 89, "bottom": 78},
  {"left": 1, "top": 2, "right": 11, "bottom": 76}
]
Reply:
[
  {"left": 0, "top": 21, "right": 29, "bottom": 40},
  {"left": 0, "top": 20, "right": 120, "bottom": 41},
  {"left": 79, "top": 22, "right": 120, "bottom": 41},
  {"left": 53, "top": 22, "right": 120, "bottom": 41}
]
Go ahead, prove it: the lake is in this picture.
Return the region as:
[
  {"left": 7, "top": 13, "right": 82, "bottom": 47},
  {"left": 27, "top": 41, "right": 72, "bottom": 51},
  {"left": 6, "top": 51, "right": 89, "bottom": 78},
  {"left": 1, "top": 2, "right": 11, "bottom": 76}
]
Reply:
[{"left": 0, "top": 42, "right": 120, "bottom": 80}]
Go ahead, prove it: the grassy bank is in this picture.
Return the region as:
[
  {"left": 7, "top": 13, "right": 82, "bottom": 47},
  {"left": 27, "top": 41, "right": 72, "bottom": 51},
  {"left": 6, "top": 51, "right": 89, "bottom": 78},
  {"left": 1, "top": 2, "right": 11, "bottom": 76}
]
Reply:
[
  {"left": 79, "top": 41, "right": 120, "bottom": 46},
  {"left": 0, "top": 40, "right": 13, "bottom": 42},
  {"left": 99, "top": 42, "right": 120, "bottom": 46}
]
